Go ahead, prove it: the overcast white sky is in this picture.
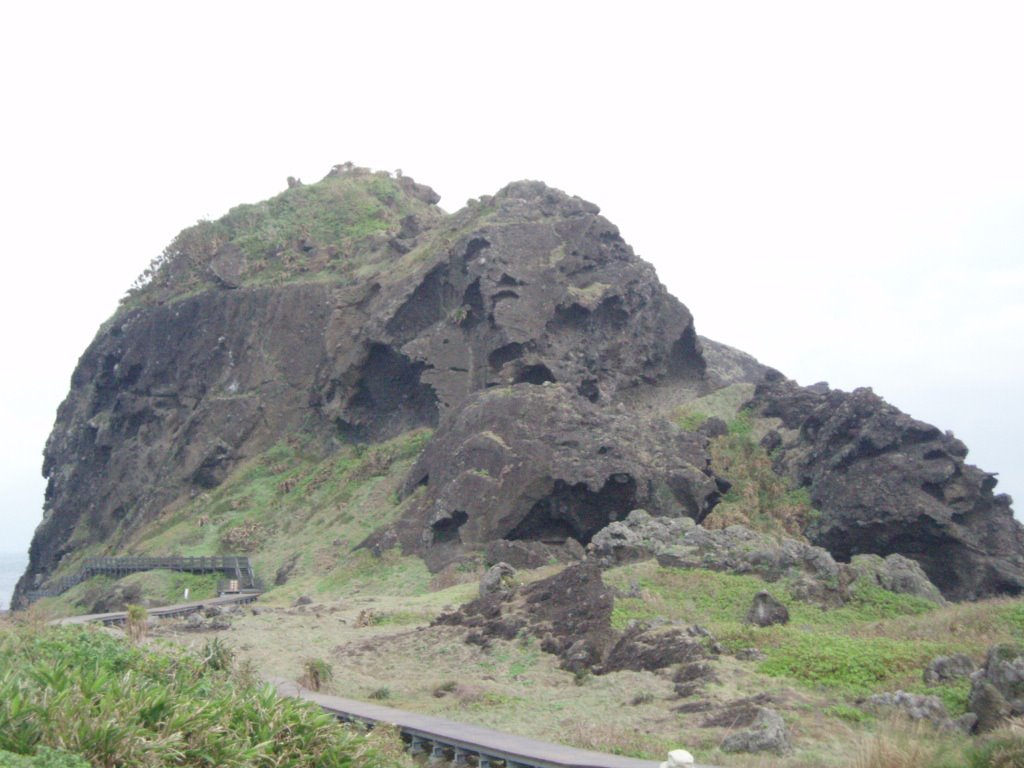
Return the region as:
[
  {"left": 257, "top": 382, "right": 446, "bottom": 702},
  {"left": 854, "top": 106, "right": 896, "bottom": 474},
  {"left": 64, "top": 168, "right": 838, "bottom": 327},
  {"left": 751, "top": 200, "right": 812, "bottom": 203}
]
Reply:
[{"left": 0, "top": 1, "right": 1021, "bottom": 554}]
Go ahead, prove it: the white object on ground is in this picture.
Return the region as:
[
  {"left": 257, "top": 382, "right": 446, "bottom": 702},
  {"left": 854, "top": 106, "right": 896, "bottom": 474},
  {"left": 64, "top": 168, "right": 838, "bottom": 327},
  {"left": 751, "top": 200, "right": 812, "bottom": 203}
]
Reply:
[{"left": 659, "top": 749, "right": 694, "bottom": 768}]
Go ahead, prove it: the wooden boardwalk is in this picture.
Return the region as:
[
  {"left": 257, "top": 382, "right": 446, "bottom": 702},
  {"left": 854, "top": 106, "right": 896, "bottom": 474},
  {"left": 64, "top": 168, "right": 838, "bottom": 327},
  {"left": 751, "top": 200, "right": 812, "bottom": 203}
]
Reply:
[
  {"left": 56, "top": 591, "right": 259, "bottom": 625},
  {"left": 59, "top": 599, "right": 717, "bottom": 768},
  {"left": 269, "top": 678, "right": 717, "bottom": 768},
  {"left": 27, "top": 555, "right": 258, "bottom": 602}
]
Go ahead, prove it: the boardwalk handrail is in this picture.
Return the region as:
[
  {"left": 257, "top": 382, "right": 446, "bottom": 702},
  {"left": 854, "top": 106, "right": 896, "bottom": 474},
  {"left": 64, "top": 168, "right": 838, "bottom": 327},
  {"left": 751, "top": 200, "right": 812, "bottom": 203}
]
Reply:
[
  {"left": 55, "top": 592, "right": 261, "bottom": 626},
  {"left": 26, "top": 555, "right": 258, "bottom": 602}
]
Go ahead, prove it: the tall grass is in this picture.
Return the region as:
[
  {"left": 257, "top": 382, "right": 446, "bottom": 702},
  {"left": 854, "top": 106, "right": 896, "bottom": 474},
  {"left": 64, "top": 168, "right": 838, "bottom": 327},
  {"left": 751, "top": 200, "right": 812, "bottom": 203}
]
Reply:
[{"left": 0, "top": 622, "right": 404, "bottom": 768}]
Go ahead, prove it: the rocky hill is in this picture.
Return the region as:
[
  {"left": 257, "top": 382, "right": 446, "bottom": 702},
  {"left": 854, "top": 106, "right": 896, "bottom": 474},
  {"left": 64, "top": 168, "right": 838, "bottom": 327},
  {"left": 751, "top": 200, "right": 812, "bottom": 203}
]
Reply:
[{"left": 14, "top": 165, "right": 1024, "bottom": 607}]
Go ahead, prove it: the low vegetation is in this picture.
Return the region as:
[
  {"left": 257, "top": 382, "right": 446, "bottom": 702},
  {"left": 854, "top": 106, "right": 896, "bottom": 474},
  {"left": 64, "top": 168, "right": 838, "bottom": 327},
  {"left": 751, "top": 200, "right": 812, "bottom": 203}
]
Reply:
[
  {"left": 19, "top": 384, "right": 1024, "bottom": 767},
  {"left": 0, "top": 621, "right": 404, "bottom": 768},
  {"left": 675, "top": 386, "right": 817, "bottom": 538},
  {"left": 122, "top": 166, "right": 443, "bottom": 309}
]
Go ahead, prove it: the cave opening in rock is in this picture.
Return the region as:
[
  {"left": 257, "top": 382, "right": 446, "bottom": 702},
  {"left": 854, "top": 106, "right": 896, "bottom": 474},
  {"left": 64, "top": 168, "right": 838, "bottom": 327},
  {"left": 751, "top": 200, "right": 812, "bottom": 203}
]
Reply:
[
  {"left": 488, "top": 342, "right": 525, "bottom": 371},
  {"left": 666, "top": 325, "right": 706, "bottom": 379},
  {"left": 506, "top": 475, "right": 637, "bottom": 546},
  {"left": 432, "top": 510, "right": 468, "bottom": 544},
  {"left": 341, "top": 343, "right": 438, "bottom": 440},
  {"left": 514, "top": 363, "right": 556, "bottom": 386}
]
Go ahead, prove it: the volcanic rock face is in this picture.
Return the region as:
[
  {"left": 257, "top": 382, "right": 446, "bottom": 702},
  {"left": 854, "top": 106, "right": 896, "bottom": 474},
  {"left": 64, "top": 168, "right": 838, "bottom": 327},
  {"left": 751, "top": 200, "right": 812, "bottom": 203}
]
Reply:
[
  {"left": 16, "top": 166, "right": 1024, "bottom": 605},
  {"left": 16, "top": 171, "right": 707, "bottom": 603},
  {"left": 750, "top": 374, "right": 1024, "bottom": 600},
  {"left": 392, "top": 384, "right": 721, "bottom": 571}
]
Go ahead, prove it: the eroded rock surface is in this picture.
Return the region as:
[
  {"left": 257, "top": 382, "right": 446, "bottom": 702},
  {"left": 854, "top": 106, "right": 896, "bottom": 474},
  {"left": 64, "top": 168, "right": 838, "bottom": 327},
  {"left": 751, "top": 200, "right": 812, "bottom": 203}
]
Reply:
[
  {"left": 968, "top": 644, "right": 1024, "bottom": 731},
  {"left": 393, "top": 385, "right": 719, "bottom": 571},
  {"left": 750, "top": 374, "right": 1024, "bottom": 600}
]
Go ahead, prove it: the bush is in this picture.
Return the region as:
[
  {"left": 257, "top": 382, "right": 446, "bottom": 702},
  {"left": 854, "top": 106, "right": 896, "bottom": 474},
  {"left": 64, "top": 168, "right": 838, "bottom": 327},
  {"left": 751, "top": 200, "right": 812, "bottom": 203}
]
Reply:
[
  {"left": 125, "top": 604, "right": 147, "bottom": 644},
  {"left": 301, "top": 658, "right": 334, "bottom": 692}
]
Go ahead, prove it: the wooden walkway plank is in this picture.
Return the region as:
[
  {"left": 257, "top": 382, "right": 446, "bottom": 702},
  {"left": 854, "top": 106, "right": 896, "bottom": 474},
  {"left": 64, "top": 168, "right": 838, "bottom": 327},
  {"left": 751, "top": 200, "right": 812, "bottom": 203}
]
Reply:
[{"left": 269, "top": 677, "right": 717, "bottom": 768}]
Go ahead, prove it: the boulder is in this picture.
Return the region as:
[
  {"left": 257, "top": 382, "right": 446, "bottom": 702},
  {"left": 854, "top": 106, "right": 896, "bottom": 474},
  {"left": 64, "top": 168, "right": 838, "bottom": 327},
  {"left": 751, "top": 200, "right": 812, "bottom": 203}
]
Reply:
[
  {"left": 745, "top": 592, "right": 789, "bottom": 627},
  {"left": 655, "top": 523, "right": 843, "bottom": 600},
  {"left": 848, "top": 554, "right": 946, "bottom": 604},
  {"left": 969, "top": 681, "right": 1013, "bottom": 733},
  {"left": 589, "top": 509, "right": 696, "bottom": 566},
  {"left": 864, "top": 691, "right": 958, "bottom": 730},
  {"left": 924, "top": 654, "right": 975, "bottom": 685},
  {"left": 967, "top": 644, "right": 1024, "bottom": 731},
  {"left": 720, "top": 707, "right": 790, "bottom": 754},
  {"left": 479, "top": 562, "right": 517, "bottom": 598},
  {"left": 436, "top": 562, "right": 616, "bottom": 674},
  {"left": 603, "top": 625, "right": 707, "bottom": 673}
]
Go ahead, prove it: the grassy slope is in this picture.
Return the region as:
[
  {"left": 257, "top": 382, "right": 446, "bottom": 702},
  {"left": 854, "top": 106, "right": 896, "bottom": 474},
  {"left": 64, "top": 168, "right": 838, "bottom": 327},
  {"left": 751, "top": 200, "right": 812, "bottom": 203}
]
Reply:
[{"left": 122, "top": 168, "right": 444, "bottom": 310}]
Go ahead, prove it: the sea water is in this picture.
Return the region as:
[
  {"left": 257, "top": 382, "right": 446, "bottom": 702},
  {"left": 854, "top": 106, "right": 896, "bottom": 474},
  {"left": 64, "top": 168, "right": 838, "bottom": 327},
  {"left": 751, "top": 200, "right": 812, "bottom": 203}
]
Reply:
[{"left": 0, "top": 551, "right": 28, "bottom": 611}]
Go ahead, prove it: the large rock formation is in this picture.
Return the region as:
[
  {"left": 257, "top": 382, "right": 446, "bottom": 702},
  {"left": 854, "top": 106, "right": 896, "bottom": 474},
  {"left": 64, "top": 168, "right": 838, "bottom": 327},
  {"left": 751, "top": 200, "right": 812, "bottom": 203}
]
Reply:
[
  {"left": 15, "top": 165, "right": 1024, "bottom": 605},
  {"left": 750, "top": 374, "right": 1024, "bottom": 600},
  {"left": 389, "top": 384, "right": 721, "bottom": 571}
]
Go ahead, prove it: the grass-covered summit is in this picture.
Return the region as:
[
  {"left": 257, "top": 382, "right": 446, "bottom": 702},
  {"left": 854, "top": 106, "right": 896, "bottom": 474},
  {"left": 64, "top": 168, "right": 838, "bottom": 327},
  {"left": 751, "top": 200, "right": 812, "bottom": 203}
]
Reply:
[{"left": 123, "top": 164, "right": 444, "bottom": 308}]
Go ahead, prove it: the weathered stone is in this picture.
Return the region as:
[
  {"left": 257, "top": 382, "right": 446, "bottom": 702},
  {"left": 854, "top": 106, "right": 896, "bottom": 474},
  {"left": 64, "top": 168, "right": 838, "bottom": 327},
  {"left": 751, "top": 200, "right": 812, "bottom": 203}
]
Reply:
[
  {"left": 967, "top": 644, "right": 1024, "bottom": 731},
  {"left": 924, "top": 654, "right": 975, "bottom": 685},
  {"left": 589, "top": 509, "right": 696, "bottom": 566},
  {"left": 655, "top": 523, "right": 843, "bottom": 599},
  {"left": 293, "top": 595, "right": 313, "bottom": 607},
  {"left": 864, "top": 691, "right": 955, "bottom": 729},
  {"left": 393, "top": 387, "right": 718, "bottom": 572},
  {"left": 485, "top": 539, "right": 580, "bottom": 570},
  {"left": 745, "top": 592, "right": 789, "bottom": 627},
  {"left": 849, "top": 554, "right": 946, "bottom": 604},
  {"left": 436, "top": 562, "right": 616, "bottom": 674},
  {"left": 603, "top": 626, "right": 707, "bottom": 673},
  {"left": 751, "top": 376, "right": 1024, "bottom": 600},
  {"left": 969, "top": 681, "right": 1012, "bottom": 733},
  {"left": 479, "top": 562, "right": 516, "bottom": 599},
  {"left": 720, "top": 707, "right": 790, "bottom": 754}
]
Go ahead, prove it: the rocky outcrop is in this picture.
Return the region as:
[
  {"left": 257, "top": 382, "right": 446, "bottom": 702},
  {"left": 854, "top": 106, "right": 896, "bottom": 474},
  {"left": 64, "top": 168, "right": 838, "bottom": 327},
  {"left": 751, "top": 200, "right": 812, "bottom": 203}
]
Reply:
[
  {"left": 391, "top": 385, "right": 720, "bottom": 571},
  {"left": 720, "top": 707, "right": 791, "bottom": 754},
  {"left": 745, "top": 592, "right": 789, "bottom": 627},
  {"left": 863, "top": 691, "right": 974, "bottom": 732},
  {"left": 18, "top": 172, "right": 713, "bottom": 604},
  {"left": 592, "top": 510, "right": 945, "bottom": 607},
  {"left": 589, "top": 509, "right": 696, "bottom": 566},
  {"left": 968, "top": 644, "right": 1024, "bottom": 732},
  {"left": 750, "top": 374, "right": 1024, "bottom": 600},
  {"left": 17, "top": 166, "right": 1024, "bottom": 609},
  {"left": 924, "top": 654, "right": 975, "bottom": 685},
  {"left": 436, "top": 562, "right": 617, "bottom": 673},
  {"left": 436, "top": 561, "right": 718, "bottom": 676}
]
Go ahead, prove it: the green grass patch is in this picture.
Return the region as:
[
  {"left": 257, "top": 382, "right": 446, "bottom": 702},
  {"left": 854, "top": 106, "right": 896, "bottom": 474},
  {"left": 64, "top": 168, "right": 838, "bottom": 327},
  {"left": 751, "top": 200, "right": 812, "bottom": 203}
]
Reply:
[
  {"left": 0, "top": 623, "right": 396, "bottom": 767},
  {"left": 758, "top": 633, "right": 943, "bottom": 696},
  {"left": 122, "top": 168, "right": 443, "bottom": 309}
]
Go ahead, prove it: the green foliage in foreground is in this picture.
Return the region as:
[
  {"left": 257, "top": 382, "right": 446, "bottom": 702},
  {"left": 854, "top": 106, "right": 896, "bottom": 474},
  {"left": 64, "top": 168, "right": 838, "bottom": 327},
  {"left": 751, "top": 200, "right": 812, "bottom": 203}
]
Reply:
[{"left": 0, "top": 623, "right": 398, "bottom": 768}]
